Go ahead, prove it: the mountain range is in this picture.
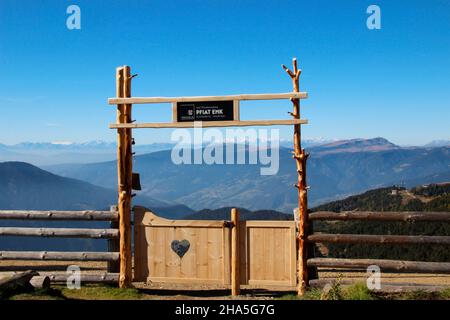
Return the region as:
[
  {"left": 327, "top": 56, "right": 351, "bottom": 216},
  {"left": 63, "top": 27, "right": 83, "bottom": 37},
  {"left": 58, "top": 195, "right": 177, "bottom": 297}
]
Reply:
[
  {"left": 0, "top": 139, "right": 333, "bottom": 166},
  {"left": 43, "top": 138, "right": 450, "bottom": 212}
]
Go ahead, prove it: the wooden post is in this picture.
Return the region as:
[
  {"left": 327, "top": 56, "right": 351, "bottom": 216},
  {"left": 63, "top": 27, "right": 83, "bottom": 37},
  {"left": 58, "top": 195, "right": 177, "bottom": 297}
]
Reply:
[
  {"left": 282, "top": 58, "right": 309, "bottom": 295},
  {"left": 108, "top": 205, "right": 120, "bottom": 273},
  {"left": 231, "top": 208, "right": 240, "bottom": 296},
  {"left": 116, "top": 66, "right": 133, "bottom": 288}
]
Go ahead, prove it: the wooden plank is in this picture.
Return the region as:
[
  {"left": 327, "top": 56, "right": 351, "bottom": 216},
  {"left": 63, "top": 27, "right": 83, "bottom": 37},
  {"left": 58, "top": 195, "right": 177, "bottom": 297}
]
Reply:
[
  {"left": 0, "top": 251, "right": 119, "bottom": 261},
  {"left": 272, "top": 228, "right": 284, "bottom": 281},
  {"left": 110, "top": 119, "right": 308, "bottom": 129},
  {"left": 172, "top": 102, "right": 177, "bottom": 122},
  {"left": 307, "top": 233, "right": 450, "bottom": 245},
  {"left": 222, "top": 224, "right": 231, "bottom": 285},
  {"left": 147, "top": 276, "right": 224, "bottom": 285},
  {"left": 247, "top": 279, "right": 293, "bottom": 287},
  {"left": 239, "top": 220, "right": 295, "bottom": 228},
  {"left": 108, "top": 92, "right": 308, "bottom": 105},
  {"left": 153, "top": 227, "right": 166, "bottom": 278},
  {"left": 41, "top": 272, "right": 119, "bottom": 283},
  {"left": 309, "top": 211, "right": 450, "bottom": 222},
  {"left": 231, "top": 208, "right": 240, "bottom": 295},
  {"left": 166, "top": 227, "right": 178, "bottom": 279},
  {"left": 0, "top": 210, "right": 118, "bottom": 221},
  {"left": 250, "top": 227, "right": 264, "bottom": 281},
  {"left": 0, "top": 227, "right": 118, "bottom": 238},
  {"left": 233, "top": 100, "right": 240, "bottom": 121},
  {"left": 141, "top": 210, "right": 227, "bottom": 228},
  {"left": 197, "top": 228, "right": 209, "bottom": 280},
  {"left": 239, "top": 221, "right": 248, "bottom": 285},
  {"left": 307, "top": 258, "right": 450, "bottom": 273},
  {"left": 179, "top": 227, "right": 197, "bottom": 278},
  {"left": 309, "top": 279, "right": 450, "bottom": 293},
  {"left": 289, "top": 224, "right": 297, "bottom": 287}
]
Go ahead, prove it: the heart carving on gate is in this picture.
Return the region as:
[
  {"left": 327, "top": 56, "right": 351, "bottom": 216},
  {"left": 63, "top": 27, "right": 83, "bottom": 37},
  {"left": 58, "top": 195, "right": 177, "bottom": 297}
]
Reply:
[{"left": 171, "top": 239, "right": 190, "bottom": 258}]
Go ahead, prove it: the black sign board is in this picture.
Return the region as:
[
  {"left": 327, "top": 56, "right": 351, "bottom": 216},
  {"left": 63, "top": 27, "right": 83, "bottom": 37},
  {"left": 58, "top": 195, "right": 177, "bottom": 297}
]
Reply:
[{"left": 176, "top": 100, "right": 234, "bottom": 122}]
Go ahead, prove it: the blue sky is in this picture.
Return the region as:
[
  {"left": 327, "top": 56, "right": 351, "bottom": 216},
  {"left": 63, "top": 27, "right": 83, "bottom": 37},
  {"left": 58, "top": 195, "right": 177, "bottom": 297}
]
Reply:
[{"left": 0, "top": 0, "right": 449, "bottom": 146}]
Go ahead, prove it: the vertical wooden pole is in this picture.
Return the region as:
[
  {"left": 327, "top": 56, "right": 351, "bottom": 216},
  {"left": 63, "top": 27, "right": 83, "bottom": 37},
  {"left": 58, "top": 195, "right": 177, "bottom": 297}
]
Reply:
[
  {"left": 282, "top": 58, "right": 309, "bottom": 296},
  {"left": 107, "top": 205, "right": 120, "bottom": 273},
  {"left": 116, "top": 66, "right": 133, "bottom": 288},
  {"left": 231, "top": 208, "right": 240, "bottom": 296}
]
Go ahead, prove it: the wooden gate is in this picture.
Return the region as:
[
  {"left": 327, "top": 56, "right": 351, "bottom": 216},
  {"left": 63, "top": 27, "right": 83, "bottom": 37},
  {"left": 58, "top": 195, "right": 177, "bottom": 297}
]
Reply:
[
  {"left": 133, "top": 207, "right": 297, "bottom": 289},
  {"left": 239, "top": 220, "right": 296, "bottom": 287},
  {"left": 134, "top": 206, "right": 231, "bottom": 285}
]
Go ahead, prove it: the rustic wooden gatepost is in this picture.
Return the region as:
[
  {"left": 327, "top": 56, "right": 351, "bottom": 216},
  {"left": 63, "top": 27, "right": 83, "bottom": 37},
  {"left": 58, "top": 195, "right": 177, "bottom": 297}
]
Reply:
[
  {"left": 115, "top": 66, "right": 134, "bottom": 288},
  {"left": 282, "top": 58, "right": 311, "bottom": 296}
]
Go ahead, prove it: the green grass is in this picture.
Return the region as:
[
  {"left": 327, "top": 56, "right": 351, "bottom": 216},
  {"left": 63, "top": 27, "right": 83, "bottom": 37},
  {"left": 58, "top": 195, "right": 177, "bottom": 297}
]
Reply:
[
  {"left": 3, "top": 283, "right": 450, "bottom": 300},
  {"left": 439, "top": 288, "right": 450, "bottom": 299},
  {"left": 342, "top": 282, "right": 376, "bottom": 300},
  {"left": 59, "top": 284, "right": 142, "bottom": 300}
]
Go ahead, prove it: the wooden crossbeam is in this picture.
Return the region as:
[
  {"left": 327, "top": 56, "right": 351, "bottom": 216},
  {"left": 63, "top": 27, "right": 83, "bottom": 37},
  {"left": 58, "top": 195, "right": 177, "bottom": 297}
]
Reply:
[
  {"left": 307, "top": 258, "right": 450, "bottom": 273},
  {"left": 0, "top": 227, "right": 119, "bottom": 239},
  {"left": 110, "top": 119, "right": 308, "bottom": 129},
  {"left": 108, "top": 92, "right": 308, "bottom": 105},
  {"left": 41, "top": 272, "right": 119, "bottom": 283},
  {"left": 0, "top": 210, "right": 118, "bottom": 221},
  {"left": 307, "top": 233, "right": 450, "bottom": 245},
  {"left": 309, "top": 211, "right": 450, "bottom": 222},
  {"left": 0, "top": 251, "right": 119, "bottom": 261}
]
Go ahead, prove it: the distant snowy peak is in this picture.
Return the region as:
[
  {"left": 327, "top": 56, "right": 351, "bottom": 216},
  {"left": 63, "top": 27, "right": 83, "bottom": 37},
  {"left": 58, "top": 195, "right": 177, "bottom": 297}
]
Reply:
[{"left": 311, "top": 137, "right": 400, "bottom": 155}]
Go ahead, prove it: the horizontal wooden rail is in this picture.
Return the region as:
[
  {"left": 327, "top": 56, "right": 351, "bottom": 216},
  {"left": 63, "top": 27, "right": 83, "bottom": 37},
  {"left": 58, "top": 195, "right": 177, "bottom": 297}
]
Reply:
[
  {"left": 0, "top": 210, "right": 118, "bottom": 221},
  {"left": 0, "top": 251, "right": 119, "bottom": 261},
  {"left": 309, "top": 279, "right": 450, "bottom": 292},
  {"left": 108, "top": 92, "right": 308, "bottom": 105},
  {"left": 110, "top": 119, "right": 308, "bottom": 129},
  {"left": 40, "top": 272, "right": 119, "bottom": 283},
  {"left": 309, "top": 211, "right": 450, "bottom": 222},
  {"left": 0, "top": 227, "right": 119, "bottom": 239},
  {"left": 307, "top": 258, "right": 450, "bottom": 273},
  {"left": 307, "top": 233, "right": 450, "bottom": 245}
]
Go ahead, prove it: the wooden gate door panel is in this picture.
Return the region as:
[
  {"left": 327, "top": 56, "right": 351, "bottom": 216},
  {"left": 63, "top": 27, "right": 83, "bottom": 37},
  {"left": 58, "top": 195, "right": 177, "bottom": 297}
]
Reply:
[
  {"left": 239, "top": 221, "right": 296, "bottom": 287},
  {"left": 134, "top": 207, "right": 231, "bottom": 285}
]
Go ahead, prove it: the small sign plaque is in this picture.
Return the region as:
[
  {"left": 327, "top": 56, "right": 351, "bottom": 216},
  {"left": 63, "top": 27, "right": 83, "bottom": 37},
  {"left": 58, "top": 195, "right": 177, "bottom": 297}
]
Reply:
[{"left": 176, "top": 100, "right": 234, "bottom": 122}]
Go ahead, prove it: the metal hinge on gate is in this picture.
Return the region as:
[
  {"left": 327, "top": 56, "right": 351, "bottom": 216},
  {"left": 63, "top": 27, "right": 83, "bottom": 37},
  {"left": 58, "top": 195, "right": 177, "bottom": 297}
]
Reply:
[{"left": 223, "top": 221, "right": 233, "bottom": 228}]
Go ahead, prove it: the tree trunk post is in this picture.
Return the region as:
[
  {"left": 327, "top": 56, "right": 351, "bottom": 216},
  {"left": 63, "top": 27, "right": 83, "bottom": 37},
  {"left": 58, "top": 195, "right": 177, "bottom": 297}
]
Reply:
[
  {"left": 116, "top": 66, "right": 133, "bottom": 288},
  {"left": 282, "top": 58, "right": 309, "bottom": 296}
]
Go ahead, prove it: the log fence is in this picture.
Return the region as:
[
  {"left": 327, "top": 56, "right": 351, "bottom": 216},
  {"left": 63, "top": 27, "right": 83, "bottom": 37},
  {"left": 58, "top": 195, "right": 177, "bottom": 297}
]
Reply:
[
  {"left": 0, "top": 206, "right": 119, "bottom": 283},
  {"left": 305, "top": 210, "right": 450, "bottom": 287}
]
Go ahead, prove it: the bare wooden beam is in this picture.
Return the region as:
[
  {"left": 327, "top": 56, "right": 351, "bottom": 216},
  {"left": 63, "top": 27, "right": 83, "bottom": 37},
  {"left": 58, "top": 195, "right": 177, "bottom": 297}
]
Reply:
[
  {"left": 0, "top": 227, "right": 118, "bottom": 238},
  {"left": 0, "top": 251, "right": 119, "bottom": 261},
  {"left": 308, "top": 258, "right": 450, "bottom": 273},
  {"left": 108, "top": 92, "right": 308, "bottom": 105},
  {"left": 110, "top": 119, "right": 308, "bottom": 129},
  {"left": 309, "top": 279, "right": 450, "bottom": 292},
  {"left": 40, "top": 272, "right": 119, "bottom": 283},
  {"left": 0, "top": 210, "right": 118, "bottom": 221},
  {"left": 309, "top": 211, "right": 450, "bottom": 222},
  {"left": 307, "top": 233, "right": 450, "bottom": 245}
]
